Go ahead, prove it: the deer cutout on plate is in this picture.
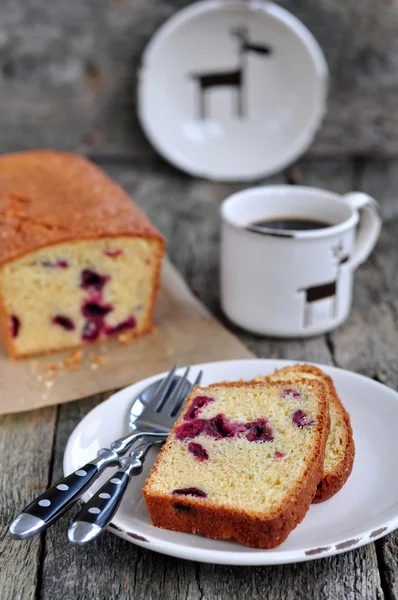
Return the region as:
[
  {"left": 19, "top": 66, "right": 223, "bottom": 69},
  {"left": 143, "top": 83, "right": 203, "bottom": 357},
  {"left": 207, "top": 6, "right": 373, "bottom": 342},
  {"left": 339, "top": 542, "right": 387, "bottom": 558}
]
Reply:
[
  {"left": 299, "top": 241, "right": 350, "bottom": 327},
  {"left": 189, "top": 27, "right": 272, "bottom": 120}
]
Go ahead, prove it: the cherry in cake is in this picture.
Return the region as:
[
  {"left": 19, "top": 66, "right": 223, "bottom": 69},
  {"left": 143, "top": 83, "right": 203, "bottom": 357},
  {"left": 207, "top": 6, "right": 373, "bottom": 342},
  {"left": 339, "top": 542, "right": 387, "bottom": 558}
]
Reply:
[
  {"left": 0, "top": 151, "right": 165, "bottom": 357},
  {"left": 143, "top": 379, "right": 329, "bottom": 549}
]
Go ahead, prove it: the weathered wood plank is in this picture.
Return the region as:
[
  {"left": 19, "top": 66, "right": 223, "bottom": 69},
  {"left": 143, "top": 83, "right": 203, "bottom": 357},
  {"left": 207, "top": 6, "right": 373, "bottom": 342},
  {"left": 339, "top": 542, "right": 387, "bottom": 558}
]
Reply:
[
  {"left": 330, "top": 220, "right": 398, "bottom": 387},
  {"left": 195, "top": 551, "right": 383, "bottom": 600},
  {"left": 359, "top": 159, "right": 398, "bottom": 222},
  {"left": 284, "top": 0, "right": 398, "bottom": 156},
  {"left": 0, "top": 406, "right": 57, "bottom": 600},
  {"left": 329, "top": 216, "right": 398, "bottom": 599},
  {"left": 290, "top": 156, "right": 398, "bottom": 223},
  {"left": 288, "top": 159, "right": 354, "bottom": 193},
  {"left": 0, "top": 1, "right": 397, "bottom": 157},
  {"left": 378, "top": 535, "right": 398, "bottom": 600}
]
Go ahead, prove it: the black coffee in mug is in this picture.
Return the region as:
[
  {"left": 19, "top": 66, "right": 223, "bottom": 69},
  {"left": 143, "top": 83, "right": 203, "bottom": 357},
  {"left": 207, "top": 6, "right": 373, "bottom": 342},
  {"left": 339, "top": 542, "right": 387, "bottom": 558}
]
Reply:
[{"left": 248, "top": 216, "right": 333, "bottom": 232}]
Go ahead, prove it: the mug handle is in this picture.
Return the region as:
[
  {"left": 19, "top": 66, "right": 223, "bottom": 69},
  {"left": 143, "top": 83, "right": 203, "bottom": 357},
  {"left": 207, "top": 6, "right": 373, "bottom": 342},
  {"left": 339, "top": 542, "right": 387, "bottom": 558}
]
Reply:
[{"left": 342, "top": 192, "right": 382, "bottom": 269}]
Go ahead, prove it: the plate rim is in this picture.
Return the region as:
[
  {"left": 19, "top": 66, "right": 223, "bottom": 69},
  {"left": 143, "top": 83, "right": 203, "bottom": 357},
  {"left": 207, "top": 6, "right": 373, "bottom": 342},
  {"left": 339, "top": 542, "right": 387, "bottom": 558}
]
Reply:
[
  {"left": 64, "top": 358, "right": 398, "bottom": 565},
  {"left": 137, "top": 0, "right": 329, "bottom": 182}
]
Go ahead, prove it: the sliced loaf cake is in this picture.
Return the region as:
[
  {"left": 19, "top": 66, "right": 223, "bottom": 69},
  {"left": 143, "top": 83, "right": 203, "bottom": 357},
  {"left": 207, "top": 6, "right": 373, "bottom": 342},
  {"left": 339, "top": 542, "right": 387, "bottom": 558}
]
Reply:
[
  {"left": 0, "top": 151, "right": 165, "bottom": 357},
  {"left": 143, "top": 379, "right": 329, "bottom": 548},
  {"left": 261, "top": 364, "right": 354, "bottom": 502}
]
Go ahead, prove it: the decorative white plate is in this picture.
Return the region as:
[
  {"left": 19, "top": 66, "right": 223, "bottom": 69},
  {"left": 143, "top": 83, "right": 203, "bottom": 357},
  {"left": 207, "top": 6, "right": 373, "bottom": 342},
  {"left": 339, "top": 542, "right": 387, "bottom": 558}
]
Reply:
[
  {"left": 138, "top": 1, "right": 328, "bottom": 181},
  {"left": 64, "top": 359, "right": 398, "bottom": 565}
]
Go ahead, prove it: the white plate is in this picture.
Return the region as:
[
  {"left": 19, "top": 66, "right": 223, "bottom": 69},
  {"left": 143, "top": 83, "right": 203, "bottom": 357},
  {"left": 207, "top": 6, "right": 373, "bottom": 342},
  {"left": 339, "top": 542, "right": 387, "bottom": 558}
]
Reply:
[
  {"left": 138, "top": 1, "right": 328, "bottom": 182},
  {"left": 64, "top": 359, "right": 398, "bottom": 565}
]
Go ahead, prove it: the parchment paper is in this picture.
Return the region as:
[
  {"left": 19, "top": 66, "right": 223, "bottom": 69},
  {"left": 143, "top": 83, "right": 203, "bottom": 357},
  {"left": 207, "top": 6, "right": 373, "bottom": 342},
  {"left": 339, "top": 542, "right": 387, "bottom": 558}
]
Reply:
[{"left": 0, "top": 259, "right": 253, "bottom": 415}]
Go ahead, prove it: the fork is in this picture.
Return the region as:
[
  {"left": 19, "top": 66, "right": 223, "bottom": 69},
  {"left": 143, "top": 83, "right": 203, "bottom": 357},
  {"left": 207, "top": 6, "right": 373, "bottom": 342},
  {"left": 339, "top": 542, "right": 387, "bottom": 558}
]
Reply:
[
  {"left": 69, "top": 366, "right": 203, "bottom": 544},
  {"left": 9, "top": 365, "right": 201, "bottom": 540}
]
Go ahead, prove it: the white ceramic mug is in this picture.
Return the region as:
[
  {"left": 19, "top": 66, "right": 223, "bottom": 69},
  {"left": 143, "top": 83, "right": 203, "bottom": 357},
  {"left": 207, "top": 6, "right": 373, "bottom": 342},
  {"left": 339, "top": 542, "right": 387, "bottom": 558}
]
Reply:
[{"left": 220, "top": 185, "right": 382, "bottom": 337}]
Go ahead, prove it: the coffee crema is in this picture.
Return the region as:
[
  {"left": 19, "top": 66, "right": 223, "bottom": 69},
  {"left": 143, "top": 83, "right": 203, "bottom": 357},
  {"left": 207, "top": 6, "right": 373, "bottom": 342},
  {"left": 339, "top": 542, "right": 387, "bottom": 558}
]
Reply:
[{"left": 247, "top": 216, "right": 333, "bottom": 232}]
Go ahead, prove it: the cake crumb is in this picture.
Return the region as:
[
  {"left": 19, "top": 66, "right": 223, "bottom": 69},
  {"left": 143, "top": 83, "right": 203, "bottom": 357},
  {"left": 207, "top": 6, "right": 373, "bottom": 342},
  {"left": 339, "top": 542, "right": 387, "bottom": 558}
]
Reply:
[
  {"left": 40, "top": 350, "right": 83, "bottom": 380},
  {"left": 92, "top": 354, "right": 108, "bottom": 366},
  {"left": 44, "top": 380, "right": 54, "bottom": 389},
  {"left": 118, "top": 332, "right": 134, "bottom": 345},
  {"left": 90, "top": 363, "right": 99, "bottom": 370},
  {"left": 63, "top": 350, "right": 83, "bottom": 368}
]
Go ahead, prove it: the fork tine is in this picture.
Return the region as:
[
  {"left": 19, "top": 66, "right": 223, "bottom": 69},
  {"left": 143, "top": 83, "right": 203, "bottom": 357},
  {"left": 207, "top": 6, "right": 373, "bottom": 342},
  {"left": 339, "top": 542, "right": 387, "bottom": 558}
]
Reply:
[
  {"left": 161, "top": 366, "right": 190, "bottom": 415},
  {"left": 193, "top": 370, "right": 203, "bottom": 387},
  {"left": 170, "top": 369, "right": 203, "bottom": 417},
  {"left": 148, "top": 364, "right": 179, "bottom": 411}
]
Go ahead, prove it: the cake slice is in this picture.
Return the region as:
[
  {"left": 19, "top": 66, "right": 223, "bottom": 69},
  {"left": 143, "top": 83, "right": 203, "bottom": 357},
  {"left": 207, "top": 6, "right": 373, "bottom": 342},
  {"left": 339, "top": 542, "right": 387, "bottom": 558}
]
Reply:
[
  {"left": 0, "top": 150, "right": 165, "bottom": 358},
  {"left": 143, "top": 379, "right": 329, "bottom": 549},
  {"left": 261, "top": 364, "right": 354, "bottom": 503}
]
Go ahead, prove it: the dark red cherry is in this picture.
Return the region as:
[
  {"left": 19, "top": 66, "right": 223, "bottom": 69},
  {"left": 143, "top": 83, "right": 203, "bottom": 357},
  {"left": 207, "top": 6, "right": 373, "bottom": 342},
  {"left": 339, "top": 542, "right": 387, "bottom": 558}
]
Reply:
[
  {"left": 10, "top": 315, "right": 20, "bottom": 338},
  {"left": 188, "top": 442, "right": 209, "bottom": 461},
  {"left": 80, "top": 269, "right": 109, "bottom": 290},
  {"left": 172, "top": 488, "right": 207, "bottom": 498},
  {"left": 292, "top": 409, "right": 314, "bottom": 428},
  {"left": 52, "top": 315, "right": 75, "bottom": 331}
]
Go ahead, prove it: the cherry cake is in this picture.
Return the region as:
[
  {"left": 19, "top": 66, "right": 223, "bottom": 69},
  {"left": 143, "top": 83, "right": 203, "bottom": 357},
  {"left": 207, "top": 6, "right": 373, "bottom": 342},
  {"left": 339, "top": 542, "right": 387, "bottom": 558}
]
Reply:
[
  {"left": 0, "top": 151, "right": 165, "bottom": 358},
  {"left": 143, "top": 379, "right": 329, "bottom": 549},
  {"left": 262, "top": 364, "right": 355, "bottom": 503}
]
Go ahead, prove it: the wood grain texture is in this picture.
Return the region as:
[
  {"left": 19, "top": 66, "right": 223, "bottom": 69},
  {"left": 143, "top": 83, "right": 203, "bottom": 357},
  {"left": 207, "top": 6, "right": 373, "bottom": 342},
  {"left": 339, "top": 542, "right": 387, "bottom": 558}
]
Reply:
[
  {"left": 327, "top": 176, "right": 398, "bottom": 599},
  {"left": 288, "top": 159, "right": 354, "bottom": 193},
  {"left": 36, "top": 161, "right": 386, "bottom": 599},
  {"left": 329, "top": 220, "right": 398, "bottom": 600},
  {"left": 283, "top": 0, "right": 398, "bottom": 156},
  {"left": 378, "top": 534, "right": 398, "bottom": 600},
  {"left": 0, "top": 406, "right": 57, "bottom": 600},
  {"left": 330, "top": 220, "right": 398, "bottom": 388},
  {"left": 0, "top": 0, "right": 397, "bottom": 158},
  {"left": 359, "top": 159, "right": 398, "bottom": 221}
]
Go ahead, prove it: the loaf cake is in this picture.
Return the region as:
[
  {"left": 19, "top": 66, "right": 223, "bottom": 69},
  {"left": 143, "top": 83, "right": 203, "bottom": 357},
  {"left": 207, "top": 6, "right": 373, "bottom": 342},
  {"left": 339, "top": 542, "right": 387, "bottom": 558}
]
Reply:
[
  {"left": 143, "top": 379, "right": 329, "bottom": 549},
  {"left": 261, "top": 364, "right": 354, "bottom": 502},
  {"left": 0, "top": 150, "right": 165, "bottom": 358}
]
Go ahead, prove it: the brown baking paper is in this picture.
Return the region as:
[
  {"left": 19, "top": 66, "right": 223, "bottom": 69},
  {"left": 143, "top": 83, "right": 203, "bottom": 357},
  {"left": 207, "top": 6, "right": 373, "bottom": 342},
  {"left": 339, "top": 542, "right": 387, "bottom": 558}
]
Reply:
[{"left": 0, "top": 259, "right": 253, "bottom": 415}]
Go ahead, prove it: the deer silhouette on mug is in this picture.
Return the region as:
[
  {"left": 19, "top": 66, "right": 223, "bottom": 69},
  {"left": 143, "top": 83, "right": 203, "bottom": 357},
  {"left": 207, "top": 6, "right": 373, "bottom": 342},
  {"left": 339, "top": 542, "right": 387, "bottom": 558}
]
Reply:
[
  {"left": 189, "top": 27, "right": 272, "bottom": 120},
  {"left": 299, "top": 242, "right": 350, "bottom": 327}
]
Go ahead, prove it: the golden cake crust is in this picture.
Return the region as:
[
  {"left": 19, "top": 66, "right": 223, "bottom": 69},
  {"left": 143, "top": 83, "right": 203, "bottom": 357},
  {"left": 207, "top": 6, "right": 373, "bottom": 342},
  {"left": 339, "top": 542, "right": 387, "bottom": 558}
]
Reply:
[
  {"left": 0, "top": 150, "right": 165, "bottom": 266},
  {"left": 143, "top": 379, "right": 330, "bottom": 549},
  {"left": 264, "top": 364, "right": 355, "bottom": 503}
]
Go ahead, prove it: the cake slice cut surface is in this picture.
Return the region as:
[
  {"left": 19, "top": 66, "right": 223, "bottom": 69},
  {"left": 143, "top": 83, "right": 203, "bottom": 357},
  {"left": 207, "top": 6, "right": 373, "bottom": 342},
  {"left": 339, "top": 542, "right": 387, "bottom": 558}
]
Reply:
[
  {"left": 262, "top": 364, "right": 355, "bottom": 503},
  {"left": 143, "top": 379, "right": 329, "bottom": 549}
]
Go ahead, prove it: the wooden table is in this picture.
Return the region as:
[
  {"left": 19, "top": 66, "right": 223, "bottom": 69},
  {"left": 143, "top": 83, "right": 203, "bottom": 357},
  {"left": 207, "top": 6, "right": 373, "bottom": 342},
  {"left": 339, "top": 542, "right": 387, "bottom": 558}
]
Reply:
[{"left": 1, "top": 157, "right": 398, "bottom": 600}]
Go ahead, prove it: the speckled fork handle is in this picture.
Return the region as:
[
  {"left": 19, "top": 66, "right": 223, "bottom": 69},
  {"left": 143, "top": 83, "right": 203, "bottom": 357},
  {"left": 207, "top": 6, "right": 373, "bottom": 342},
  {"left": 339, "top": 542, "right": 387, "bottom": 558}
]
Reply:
[{"left": 68, "top": 437, "right": 164, "bottom": 545}]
